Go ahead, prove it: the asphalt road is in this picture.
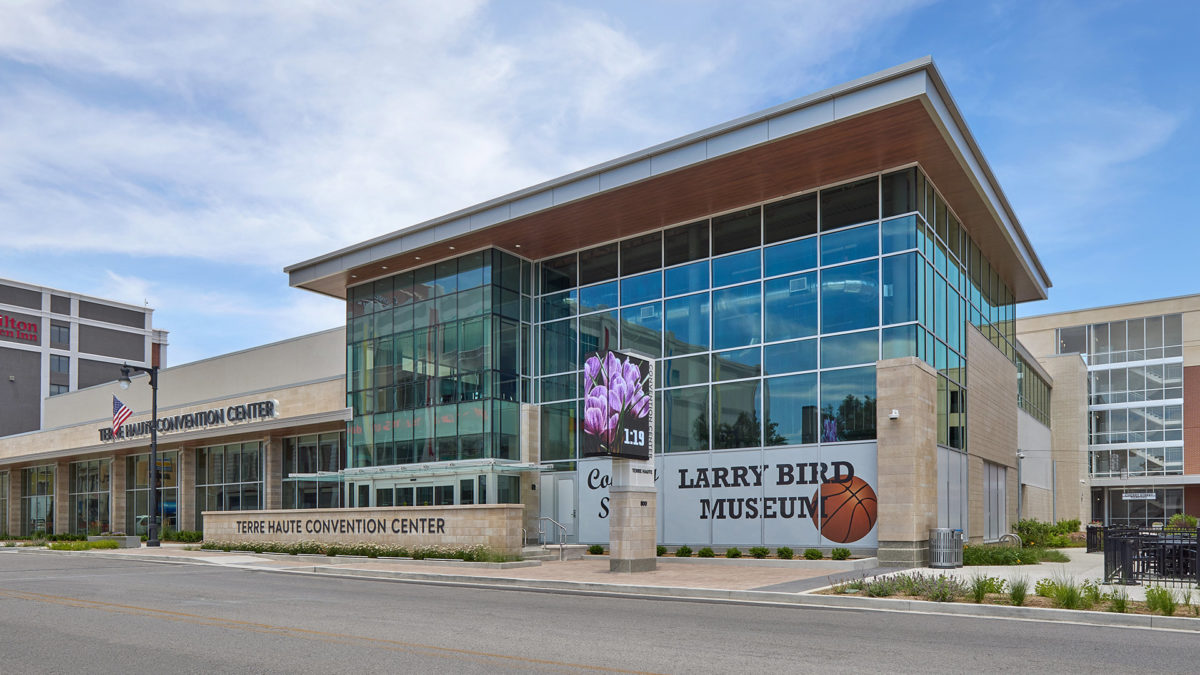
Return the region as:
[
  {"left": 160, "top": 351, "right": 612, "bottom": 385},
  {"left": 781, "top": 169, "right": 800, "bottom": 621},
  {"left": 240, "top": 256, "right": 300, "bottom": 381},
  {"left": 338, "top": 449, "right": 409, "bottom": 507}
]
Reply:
[{"left": 0, "top": 550, "right": 1194, "bottom": 674}]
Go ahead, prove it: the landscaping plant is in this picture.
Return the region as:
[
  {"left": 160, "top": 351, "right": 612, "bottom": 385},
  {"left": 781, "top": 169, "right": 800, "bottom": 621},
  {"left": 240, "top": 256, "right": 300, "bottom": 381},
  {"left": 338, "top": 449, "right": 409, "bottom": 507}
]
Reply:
[
  {"left": 776, "top": 546, "right": 793, "bottom": 560},
  {"left": 803, "top": 548, "right": 823, "bottom": 560},
  {"left": 748, "top": 546, "right": 770, "bottom": 559},
  {"left": 725, "top": 547, "right": 742, "bottom": 558},
  {"left": 830, "top": 547, "right": 851, "bottom": 561},
  {"left": 1007, "top": 576, "right": 1029, "bottom": 606},
  {"left": 697, "top": 547, "right": 715, "bottom": 558},
  {"left": 587, "top": 544, "right": 605, "bottom": 555},
  {"left": 675, "top": 545, "right": 692, "bottom": 557}
]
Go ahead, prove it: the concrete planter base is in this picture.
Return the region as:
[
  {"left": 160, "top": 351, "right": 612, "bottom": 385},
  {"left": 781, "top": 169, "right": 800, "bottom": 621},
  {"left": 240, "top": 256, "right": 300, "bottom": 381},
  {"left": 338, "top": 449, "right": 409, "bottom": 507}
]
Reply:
[{"left": 87, "top": 535, "right": 141, "bottom": 548}]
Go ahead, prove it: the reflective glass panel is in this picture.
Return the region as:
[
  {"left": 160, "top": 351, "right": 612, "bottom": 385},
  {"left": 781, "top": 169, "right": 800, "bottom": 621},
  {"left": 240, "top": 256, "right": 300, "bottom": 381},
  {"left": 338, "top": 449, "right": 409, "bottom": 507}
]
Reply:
[{"left": 763, "top": 272, "right": 817, "bottom": 342}]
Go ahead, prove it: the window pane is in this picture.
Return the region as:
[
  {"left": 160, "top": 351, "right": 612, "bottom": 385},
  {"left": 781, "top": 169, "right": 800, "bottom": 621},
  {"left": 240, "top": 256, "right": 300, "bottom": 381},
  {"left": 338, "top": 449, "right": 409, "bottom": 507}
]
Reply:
[
  {"left": 712, "top": 207, "right": 761, "bottom": 256},
  {"left": 458, "top": 251, "right": 485, "bottom": 290},
  {"left": 541, "top": 319, "right": 577, "bottom": 374},
  {"left": 763, "top": 237, "right": 817, "bottom": 278},
  {"left": 763, "top": 192, "right": 817, "bottom": 244},
  {"left": 764, "top": 339, "right": 817, "bottom": 375},
  {"left": 882, "top": 324, "right": 917, "bottom": 359},
  {"left": 712, "top": 283, "right": 761, "bottom": 349},
  {"left": 713, "top": 380, "right": 761, "bottom": 449},
  {"left": 541, "top": 254, "right": 577, "bottom": 293},
  {"left": 821, "top": 330, "right": 878, "bottom": 368},
  {"left": 766, "top": 373, "right": 818, "bottom": 445},
  {"left": 712, "top": 347, "right": 761, "bottom": 381},
  {"left": 620, "top": 303, "right": 662, "bottom": 358},
  {"left": 663, "top": 385, "right": 708, "bottom": 453},
  {"left": 881, "top": 168, "right": 916, "bottom": 217},
  {"left": 664, "top": 261, "right": 708, "bottom": 296},
  {"left": 1057, "top": 326, "right": 1086, "bottom": 354},
  {"left": 540, "top": 402, "right": 577, "bottom": 461},
  {"left": 664, "top": 220, "right": 709, "bottom": 266},
  {"left": 620, "top": 232, "right": 662, "bottom": 276},
  {"left": 621, "top": 272, "right": 662, "bottom": 305},
  {"left": 882, "top": 215, "right": 918, "bottom": 253},
  {"left": 579, "top": 310, "right": 619, "bottom": 360},
  {"left": 820, "top": 223, "right": 878, "bottom": 265},
  {"left": 820, "top": 177, "right": 878, "bottom": 231},
  {"left": 661, "top": 354, "right": 708, "bottom": 387},
  {"left": 578, "top": 282, "right": 618, "bottom": 313},
  {"left": 712, "top": 250, "right": 760, "bottom": 287},
  {"left": 883, "top": 252, "right": 918, "bottom": 324},
  {"left": 664, "top": 293, "right": 709, "bottom": 355},
  {"left": 579, "top": 244, "right": 618, "bottom": 285},
  {"left": 764, "top": 272, "right": 817, "bottom": 342},
  {"left": 820, "top": 365, "right": 876, "bottom": 441},
  {"left": 821, "top": 261, "right": 878, "bottom": 333}
]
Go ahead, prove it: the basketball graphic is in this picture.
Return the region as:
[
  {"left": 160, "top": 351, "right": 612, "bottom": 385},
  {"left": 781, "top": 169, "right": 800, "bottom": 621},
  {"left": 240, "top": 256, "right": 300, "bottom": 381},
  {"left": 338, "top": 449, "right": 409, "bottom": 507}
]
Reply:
[{"left": 810, "top": 476, "right": 877, "bottom": 544}]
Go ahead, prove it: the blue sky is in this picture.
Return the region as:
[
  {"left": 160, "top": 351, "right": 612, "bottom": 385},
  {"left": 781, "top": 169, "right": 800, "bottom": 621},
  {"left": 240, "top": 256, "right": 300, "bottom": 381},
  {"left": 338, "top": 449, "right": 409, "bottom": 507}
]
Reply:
[{"left": 1, "top": 1, "right": 1196, "bottom": 364}]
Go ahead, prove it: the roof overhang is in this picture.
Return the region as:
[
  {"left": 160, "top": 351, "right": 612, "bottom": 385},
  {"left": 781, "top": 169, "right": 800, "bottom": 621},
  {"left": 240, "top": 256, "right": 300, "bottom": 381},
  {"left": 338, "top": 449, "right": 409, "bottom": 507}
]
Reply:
[{"left": 287, "top": 57, "right": 1050, "bottom": 302}]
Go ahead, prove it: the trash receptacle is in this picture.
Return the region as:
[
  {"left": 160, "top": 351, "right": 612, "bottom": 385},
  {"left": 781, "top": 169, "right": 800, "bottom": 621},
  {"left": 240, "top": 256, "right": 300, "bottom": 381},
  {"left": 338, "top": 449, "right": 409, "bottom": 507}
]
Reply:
[{"left": 929, "top": 528, "right": 963, "bottom": 569}]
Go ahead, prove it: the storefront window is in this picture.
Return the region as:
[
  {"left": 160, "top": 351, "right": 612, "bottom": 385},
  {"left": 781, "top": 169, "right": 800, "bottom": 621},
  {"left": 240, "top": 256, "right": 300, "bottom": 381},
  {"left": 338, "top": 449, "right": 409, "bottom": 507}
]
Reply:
[
  {"left": 22, "top": 465, "right": 55, "bottom": 536},
  {"left": 126, "top": 451, "right": 178, "bottom": 535},
  {"left": 69, "top": 459, "right": 110, "bottom": 535},
  {"left": 282, "top": 432, "right": 346, "bottom": 510},
  {"left": 193, "top": 443, "right": 261, "bottom": 530}
]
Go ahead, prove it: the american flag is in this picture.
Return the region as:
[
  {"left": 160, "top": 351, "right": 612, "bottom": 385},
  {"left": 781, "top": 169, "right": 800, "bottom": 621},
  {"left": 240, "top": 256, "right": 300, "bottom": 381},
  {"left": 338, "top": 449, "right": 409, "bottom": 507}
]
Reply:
[{"left": 112, "top": 395, "right": 132, "bottom": 433}]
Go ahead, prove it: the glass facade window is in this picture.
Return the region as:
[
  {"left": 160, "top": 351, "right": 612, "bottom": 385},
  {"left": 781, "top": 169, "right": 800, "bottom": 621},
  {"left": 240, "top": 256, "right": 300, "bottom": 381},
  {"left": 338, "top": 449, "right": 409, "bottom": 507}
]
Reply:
[
  {"left": 349, "top": 249, "right": 533, "bottom": 470},
  {"left": 21, "top": 465, "right": 55, "bottom": 535},
  {"left": 126, "top": 450, "right": 179, "bottom": 535},
  {"left": 193, "top": 443, "right": 261, "bottom": 530},
  {"left": 1016, "top": 354, "right": 1051, "bottom": 426},
  {"left": 69, "top": 459, "right": 110, "bottom": 535},
  {"left": 1057, "top": 314, "right": 1184, "bottom": 479},
  {"left": 282, "top": 432, "right": 347, "bottom": 509},
  {"left": 532, "top": 166, "right": 1013, "bottom": 465}
]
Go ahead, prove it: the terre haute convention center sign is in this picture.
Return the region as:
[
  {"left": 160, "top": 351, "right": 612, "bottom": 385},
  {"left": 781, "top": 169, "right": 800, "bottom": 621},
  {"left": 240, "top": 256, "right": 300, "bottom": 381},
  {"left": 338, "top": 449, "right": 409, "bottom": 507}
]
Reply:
[{"left": 99, "top": 399, "right": 280, "bottom": 442}]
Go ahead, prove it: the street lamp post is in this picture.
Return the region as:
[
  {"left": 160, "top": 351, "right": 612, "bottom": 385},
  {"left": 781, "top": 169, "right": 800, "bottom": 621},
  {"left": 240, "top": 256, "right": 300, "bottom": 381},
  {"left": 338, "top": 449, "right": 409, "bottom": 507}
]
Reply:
[{"left": 119, "top": 363, "right": 160, "bottom": 547}]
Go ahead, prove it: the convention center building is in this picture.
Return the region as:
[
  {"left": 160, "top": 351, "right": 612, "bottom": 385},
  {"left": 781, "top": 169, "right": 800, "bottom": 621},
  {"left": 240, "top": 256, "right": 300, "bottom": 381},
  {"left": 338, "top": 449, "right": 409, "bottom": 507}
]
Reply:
[
  {"left": 4, "top": 58, "right": 1140, "bottom": 565},
  {"left": 282, "top": 57, "right": 1060, "bottom": 565}
]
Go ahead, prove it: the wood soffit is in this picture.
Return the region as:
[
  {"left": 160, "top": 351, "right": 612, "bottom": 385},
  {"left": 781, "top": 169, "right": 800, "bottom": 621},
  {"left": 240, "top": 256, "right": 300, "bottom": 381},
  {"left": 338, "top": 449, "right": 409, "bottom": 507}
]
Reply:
[{"left": 299, "top": 99, "right": 1046, "bottom": 302}]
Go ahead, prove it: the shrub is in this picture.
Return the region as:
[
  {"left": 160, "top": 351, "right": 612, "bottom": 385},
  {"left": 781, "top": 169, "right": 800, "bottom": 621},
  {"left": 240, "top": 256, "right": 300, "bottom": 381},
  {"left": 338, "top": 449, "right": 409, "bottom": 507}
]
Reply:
[
  {"left": 865, "top": 577, "right": 897, "bottom": 597},
  {"left": 1035, "top": 578, "right": 1057, "bottom": 598},
  {"left": 968, "top": 575, "right": 1005, "bottom": 603},
  {"left": 48, "top": 540, "right": 120, "bottom": 551},
  {"left": 748, "top": 546, "right": 770, "bottom": 559},
  {"left": 922, "top": 575, "right": 965, "bottom": 602},
  {"left": 1081, "top": 579, "right": 1103, "bottom": 606},
  {"left": 1109, "top": 587, "right": 1128, "bottom": 613},
  {"left": 1168, "top": 513, "right": 1199, "bottom": 529},
  {"left": 1145, "top": 586, "right": 1178, "bottom": 616},
  {"left": 697, "top": 547, "right": 715, "bottom": 558},
  {"left": 804, "top": 548, "right": 823, "bottom": 560},
  {"left": 776, "top": 546, "right": 794, "bottom": 560},
  {"left": 1049, "top": 575, "right": 1087, "bottom": 610},
  {"left": 587, "top": 544, "right": 605, "bottom": 555},
  {"left": 675, "top": 545, "right": 693, "bottom": 558},
  {"left": 725, "top": 547, "right": 742, "bottom": 558},
  {"left": 1007, "top": 576, "right": 1029, "bottom": 606},
  {"left": 164, "top": 530, "right": 203, "bottom": 543},
  {"left": 1014, "top": 519, "right": 1054, "bottom": 548},
  {"left": 830, "top": 547, "right": 851, "bottom": 561},
  {"left": 657, "top": 545, "right": 667, "bottom": 557},
  {"left": 1037, "top": 548, "right": 1071, "bottom": 563},
  {"left": 1053, "top": 519, "right": 1082, "bottom": 535}
]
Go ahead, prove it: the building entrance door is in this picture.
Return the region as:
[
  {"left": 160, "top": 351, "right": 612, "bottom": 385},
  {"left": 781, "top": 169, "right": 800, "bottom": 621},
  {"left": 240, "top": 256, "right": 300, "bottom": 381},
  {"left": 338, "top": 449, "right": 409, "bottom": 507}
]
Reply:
[{"left": 538, "top": 473, "right": 577, "bottom": 542}]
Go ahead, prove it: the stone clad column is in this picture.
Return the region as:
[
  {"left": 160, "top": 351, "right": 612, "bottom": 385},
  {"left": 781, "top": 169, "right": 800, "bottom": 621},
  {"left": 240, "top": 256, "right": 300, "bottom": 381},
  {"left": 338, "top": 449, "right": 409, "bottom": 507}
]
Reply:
[
  {"left": 7, "top": 470, "right": 22, "bottom": 535},
  {"left": 55, "top": 460, "right": 70, "bottom": 535},
  {"left": 608, "top": 459, "right": 657, "bottom": 573},
  {"left": 263, "top": 436, "right": 282, "bottom": 510},
  {"left": 178, "top": 447, "right": 195, "bottom": 531},
  {"left": 875, "top": 357, "right": 939, "bottom": 567},
  {"left": 519, "top": 403, "right": 541, "bottom": 540},
  {"left": 110, "top": 455, "right": 126, "bottom": 534}
]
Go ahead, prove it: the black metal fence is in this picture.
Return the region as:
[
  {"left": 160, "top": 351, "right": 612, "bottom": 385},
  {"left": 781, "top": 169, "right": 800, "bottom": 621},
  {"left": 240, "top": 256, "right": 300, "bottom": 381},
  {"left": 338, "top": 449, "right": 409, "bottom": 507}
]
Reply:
[
  {"left": 1103, "top": 525, "right": 1200, "bottom": 586},
  {"left": 1086, "top": 525, "right": 1103, "bottom": 553}
]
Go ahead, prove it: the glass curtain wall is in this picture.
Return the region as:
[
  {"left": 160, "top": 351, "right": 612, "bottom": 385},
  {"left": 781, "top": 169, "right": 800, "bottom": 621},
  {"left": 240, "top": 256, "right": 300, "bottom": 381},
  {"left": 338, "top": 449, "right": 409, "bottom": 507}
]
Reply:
[
  {"left": 126, "top": 451, "right": 179, "bottom": 535},
  {"left": 21, "top": 465, "right": 55, "bottom": 535},
  {"left": 1057, "top": 315, "right": 1184, "bottom": 479},
  {"left": 345, "top": 250, "right": 531, "bottom": 470},
  {"left": 194, "top": 443, "right": 263, "bottom": 530},
  {"left": 282, "top": 432, "right": 347, "bottom": 509},
  {"left": 1016, "top": 354, "right": 1051, "bottom": 426},
  {"left": 69, "top": 459, "right": 110, "bottom": 534},
  {"left": 536, "top": 167, "right": 1017, "bottom": 465}
]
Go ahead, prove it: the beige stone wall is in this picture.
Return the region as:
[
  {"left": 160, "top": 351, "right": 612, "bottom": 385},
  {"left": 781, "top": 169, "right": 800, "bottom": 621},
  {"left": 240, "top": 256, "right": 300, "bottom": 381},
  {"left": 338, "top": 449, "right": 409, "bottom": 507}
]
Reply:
[
  {"left": 178, "top": 447, "right": 195, "bottom": 531},
  {"left": 0, "top": 377, "right": 346, "bottom": 465},
  {"left": 1039, "top": 353, "right": 1090, "bottom": 524},
  {"left": 6, "top": 470, "right": 20, "bottom": 534},
  {"left": 875, "top": 356, "right": 938, "bottom": 565},
  {"left": 609, "top": 487, "right": 656, "bottom": 570},
  {"left": 202, "top": 505, "right": 524, "bottom": 556},
  {"left": 519, "top": 403, "right": 541, "bottom": 540},
  {"left": 110, "top": 455, "right": 126, "bottom": 534},
  {"left": 263, "top": 436, "right": 282, "bottom": 510},
  {"left": 54, "top": 460, "right": 68, "bottom": 534},
  {"left": 966, "top": 326, "right": 1018, "bottom": 543}
]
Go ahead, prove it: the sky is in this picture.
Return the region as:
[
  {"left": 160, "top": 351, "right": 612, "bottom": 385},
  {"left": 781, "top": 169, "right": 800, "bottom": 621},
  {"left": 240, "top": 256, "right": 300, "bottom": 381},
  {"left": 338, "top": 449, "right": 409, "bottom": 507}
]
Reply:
[{"left": 1, "top": 0, "right": 1197, "bottom": 365}]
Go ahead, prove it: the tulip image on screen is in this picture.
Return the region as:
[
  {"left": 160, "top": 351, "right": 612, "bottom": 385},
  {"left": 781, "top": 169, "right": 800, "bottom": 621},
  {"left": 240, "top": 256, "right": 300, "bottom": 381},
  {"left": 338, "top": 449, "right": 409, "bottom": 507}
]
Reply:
[{"left": 581, "top": 350, "right": 653, "bottom": 460}]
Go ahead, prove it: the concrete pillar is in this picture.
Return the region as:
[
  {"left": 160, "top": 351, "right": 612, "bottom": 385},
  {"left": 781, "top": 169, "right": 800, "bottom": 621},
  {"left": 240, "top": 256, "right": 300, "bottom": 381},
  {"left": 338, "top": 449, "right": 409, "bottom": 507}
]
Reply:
[
  {"left": 608, "top": 458, "right": 656, "bottom": 573},
  {"left": 875, "top": 356, "right": 939, "bottom": 567},
  {"left": 54, "top": 460, "right": 69, "bottom": 535},
  {"left": 178, "top": 447, "right": 195, "bottom": 531},
  {"left": 6, "top": 469, "right": 21, "bottom": 535},
  {"left": 110, "top": 455, "right": 126, "bottom": 534},
  {"left": 263, "top": 436, "right": 282, "bottom": 510},
  {"left": 519, "top": 403, "right": 541, "bottom": 540}
]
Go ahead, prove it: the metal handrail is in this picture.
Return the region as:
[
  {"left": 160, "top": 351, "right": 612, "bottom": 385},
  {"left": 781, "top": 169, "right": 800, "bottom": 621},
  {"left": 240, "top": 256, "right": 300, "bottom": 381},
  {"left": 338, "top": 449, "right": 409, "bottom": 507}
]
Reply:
[{"left": 536, "top": 516, "right": 568, "bottom": 561}]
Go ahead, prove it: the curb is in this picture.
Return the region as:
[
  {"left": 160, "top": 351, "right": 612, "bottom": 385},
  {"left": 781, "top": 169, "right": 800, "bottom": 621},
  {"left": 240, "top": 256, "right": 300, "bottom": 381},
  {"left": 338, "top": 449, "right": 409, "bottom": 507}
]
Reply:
[{"left": 11, "top": 548, "right": 1199, "bottom": 632}]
